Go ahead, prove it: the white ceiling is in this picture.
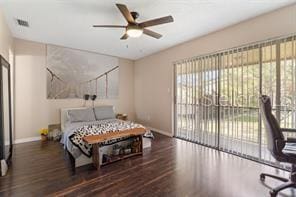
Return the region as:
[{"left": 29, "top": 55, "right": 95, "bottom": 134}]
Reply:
[{"left": 0, "top": 0, "right": 295, "bottom": 60}]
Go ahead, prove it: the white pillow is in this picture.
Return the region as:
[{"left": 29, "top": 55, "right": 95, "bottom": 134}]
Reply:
[
  {"left": 68, "top": 108, "right": 96, "bottom": 122},
  {"left": 94, "top": 106, "right": 115, "bottom": 120}
]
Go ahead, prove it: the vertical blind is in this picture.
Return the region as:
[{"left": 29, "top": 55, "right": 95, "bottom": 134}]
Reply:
[{"left": 174, "top": 34, "right": 296, "bottom": 167}]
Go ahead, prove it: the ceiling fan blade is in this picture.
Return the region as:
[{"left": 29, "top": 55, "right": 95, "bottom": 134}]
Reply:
[
  {"left": 116, "top": 4, "right": 135, "bottom": 24},
  {"left": 120, "top": 34, "right": 129, "bottom": 40},
  {"left": 93, "top": 25, "right": 126, "bottom": 28},
  {"left": 139, "top": 16, "right": 174, "bottom": 28},
  {"left": 143, "top": 29, "right": 162, "bottom": 39}
]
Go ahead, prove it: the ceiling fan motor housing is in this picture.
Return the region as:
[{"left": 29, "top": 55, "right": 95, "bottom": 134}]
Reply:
[
  {"left": 126, "top": 24, "right": 142, "bottom": 31},
  {"left": 131, "top": 11, "right": 139, "bottom": 20}
]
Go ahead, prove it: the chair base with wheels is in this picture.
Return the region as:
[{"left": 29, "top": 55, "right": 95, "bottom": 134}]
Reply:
[{"left": 260, "top": 164, "right": 296, "bottom": 196}]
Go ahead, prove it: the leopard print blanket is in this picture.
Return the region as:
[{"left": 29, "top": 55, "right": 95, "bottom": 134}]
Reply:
[{"left": 69, "top": 119, "right": 145, "bottom": 157}]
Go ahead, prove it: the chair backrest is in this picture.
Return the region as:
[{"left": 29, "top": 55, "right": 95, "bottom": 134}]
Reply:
[{"left": 259, "top": 95, "right": 285, "bottom": 160}]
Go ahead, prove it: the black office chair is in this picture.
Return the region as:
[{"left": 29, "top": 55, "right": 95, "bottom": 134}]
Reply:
[{"left": 259, "top": 95, "right": 296, "bottom": 196}]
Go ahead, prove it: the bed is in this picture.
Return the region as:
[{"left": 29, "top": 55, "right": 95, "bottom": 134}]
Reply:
[{"left": 60, "top": 106, "right": 152, "bottom": 168}]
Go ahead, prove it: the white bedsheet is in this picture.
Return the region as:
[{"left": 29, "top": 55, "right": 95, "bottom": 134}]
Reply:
[{"left": 61, "top": 119, "right": 118, "bottom": 158}]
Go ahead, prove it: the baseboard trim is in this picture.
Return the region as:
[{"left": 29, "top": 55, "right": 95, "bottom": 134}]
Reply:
[
  {"left": 14, "top": 136, "right": 41, "bottom": 144},
  {"left": 147, "top": 127, "right": 173, "bottom": 137}
]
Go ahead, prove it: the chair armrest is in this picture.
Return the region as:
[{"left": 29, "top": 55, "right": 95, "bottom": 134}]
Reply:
[
  {"left": 281, "top": 128, "right": 296, "bottom": 133},
  {"left": 286, "top": 138, "right": 296, "bottom": 143}
]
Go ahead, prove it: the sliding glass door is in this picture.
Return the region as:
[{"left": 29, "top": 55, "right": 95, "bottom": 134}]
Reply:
[
  {"left": 219, "top": 47, "right": 261, "bottom": 159},
  {"left": 174, "top": 35, "right": 296, "bottom": 168},
  {"left": 175, "top": 56, "right": 219, "bottom": 147}
]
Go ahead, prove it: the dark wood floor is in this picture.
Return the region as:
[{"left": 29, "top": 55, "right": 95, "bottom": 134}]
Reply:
[{"left": 0, "top": 133, "right": 296, "bottom": 197}]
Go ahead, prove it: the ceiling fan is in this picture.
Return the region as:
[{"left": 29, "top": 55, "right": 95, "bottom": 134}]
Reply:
[{"left": 93, "top": 4, "right": 174, "bottom": 40}]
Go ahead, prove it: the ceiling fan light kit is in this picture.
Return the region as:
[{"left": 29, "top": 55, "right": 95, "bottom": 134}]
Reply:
[
  {"left": 126, "top": 25, "right": 143, "bottom": 37},
  {"left": 93, "top": 4, "right": 174, "bottom": 40}
]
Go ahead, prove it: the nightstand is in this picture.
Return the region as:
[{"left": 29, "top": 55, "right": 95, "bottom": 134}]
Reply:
[{"left": 48, "top": 124, "right": 61, "bottom": 141}]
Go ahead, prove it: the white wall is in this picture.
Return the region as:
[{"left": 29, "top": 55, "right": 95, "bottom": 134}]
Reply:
[
  {"left": 14, "top": 38, "right": 135, "bottom": 140},
  {"left": 134, "top": 4, "right": 296, "bottom": 135}
]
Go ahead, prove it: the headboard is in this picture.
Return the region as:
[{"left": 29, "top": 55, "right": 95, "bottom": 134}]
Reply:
[{"left": 60, "top": 107, "right": 88, "bottom": 132}]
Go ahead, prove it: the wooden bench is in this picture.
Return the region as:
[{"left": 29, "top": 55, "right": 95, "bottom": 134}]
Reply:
[{"left": 83, "top": 128, "right": 146, "bottom": 170}]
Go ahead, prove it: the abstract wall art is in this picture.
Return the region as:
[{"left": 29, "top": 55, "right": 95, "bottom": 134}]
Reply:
[{"left": 46, "top": 45, "right": 119, "bottom": 99}]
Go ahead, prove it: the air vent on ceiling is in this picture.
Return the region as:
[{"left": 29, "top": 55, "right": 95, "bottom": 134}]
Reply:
[{"left": 16, "top": 19, "right": 29, "bottom": 27}]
